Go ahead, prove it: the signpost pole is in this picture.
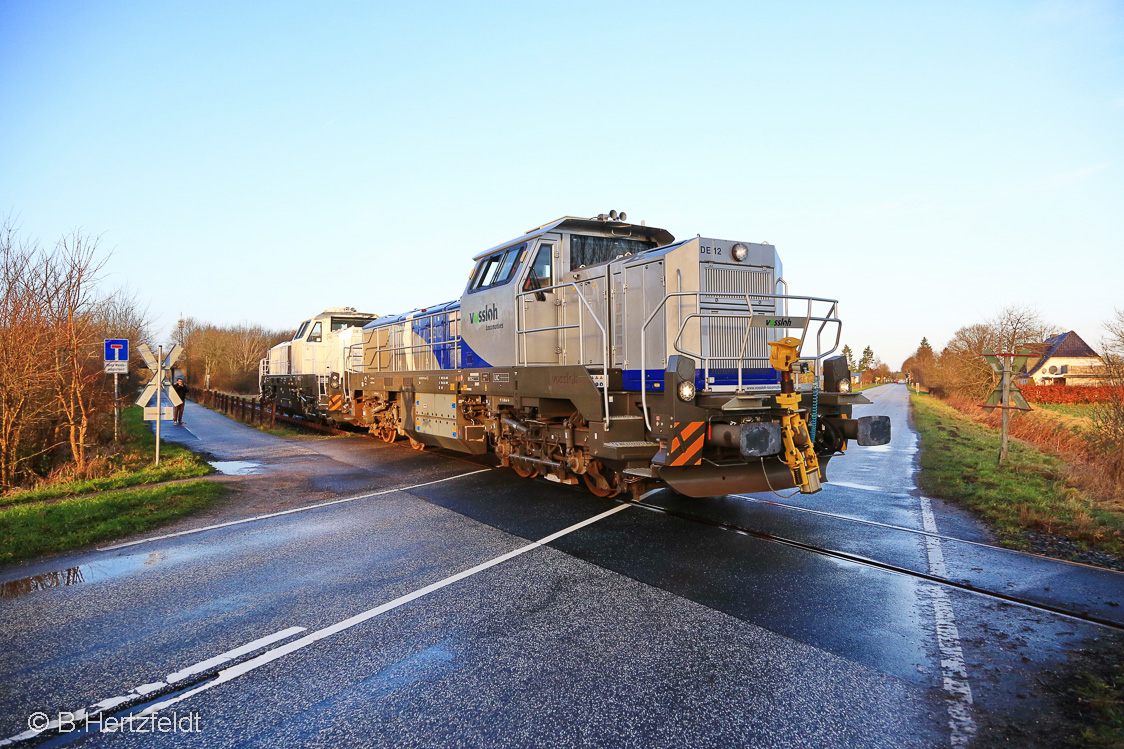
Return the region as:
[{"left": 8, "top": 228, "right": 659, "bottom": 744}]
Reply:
[
  {"left": 114, "top": 373, "right": 119, "bottom": 443},
  {"left": 156, "top": 345, "right": 163, "bottom": 466},
  {"left": 999, "top": 357, "right": 1011, "bottom": 465},
  {"left": 980, "top": 348, "right": 1031, "bottom": 466}
]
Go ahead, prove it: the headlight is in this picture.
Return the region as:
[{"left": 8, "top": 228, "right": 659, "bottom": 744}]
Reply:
[
  {"left": 731, "top": 243, "right": 748, "bottom": 262},
  {"left": 677, "top": 380, "right": 696, "bottom": 401},
  {"left": 837, "top": 378, "right": 850, "bottom": 393}
]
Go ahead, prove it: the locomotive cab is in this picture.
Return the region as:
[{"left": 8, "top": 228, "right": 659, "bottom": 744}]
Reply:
[{"left": 259, "top": 307, "right": 378, "bottom": 423}]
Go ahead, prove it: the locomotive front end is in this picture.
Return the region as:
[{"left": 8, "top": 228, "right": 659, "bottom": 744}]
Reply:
[{"left": 624, "top": 234, "right": 890, "bottom": 497}]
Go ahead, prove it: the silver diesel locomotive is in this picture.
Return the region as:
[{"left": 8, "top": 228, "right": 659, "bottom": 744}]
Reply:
[{"left": 263, "top": 213, "right": 890, "bottom": 498}]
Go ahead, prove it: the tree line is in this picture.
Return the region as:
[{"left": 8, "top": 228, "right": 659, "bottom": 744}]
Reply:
[
  {"left": 169, "top": 319, "right": 290, "bottom": 394},
  {"left": 902, "top": 304, "right": 1124, "bottom": 481},
  {"left": 0, "top": 221, "right": 149, "bottom": 488},
  {"left": 0, "top": 218, "right": 289, "bottom": 491},
  {"left": 840, "top": 344, "right": 893, "bottom": 385}
]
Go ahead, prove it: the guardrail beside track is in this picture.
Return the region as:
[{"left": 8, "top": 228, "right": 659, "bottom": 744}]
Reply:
[{"left": 186, "top": 388, "right": 351, "bottom": 435}]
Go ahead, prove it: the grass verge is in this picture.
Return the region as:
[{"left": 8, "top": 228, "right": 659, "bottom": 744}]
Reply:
[
  {"left": 0, "top": 481, "right": 225, "bottom": 565},
  {"left": 912, "top": 393, "right": 1124, "bottom": 556},
  {"left": 1074, "top": 661, "right": 1124, "bottom": 748},
  {"left": 0, "top": 407, "right": 213, "bottom": 509},
  {"left": 1036, "top": 402, "right": 1097, "bottom": 422}
]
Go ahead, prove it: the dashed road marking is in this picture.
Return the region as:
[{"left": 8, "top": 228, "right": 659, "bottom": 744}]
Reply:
[
  {"left": 920, "top": 495, "right": 977, "bottom": 747},
  {"left": 12, "top": 504, "right": 631, "bottom": 744},
  {"left": 0, "top": 626, "right": 306, "bottom": 746},
  {"left": 165, "top": 626, "right": 307, "bottom": 684},
  {"left": 98, "top": 469, "right": 492, "bottom": 551}
]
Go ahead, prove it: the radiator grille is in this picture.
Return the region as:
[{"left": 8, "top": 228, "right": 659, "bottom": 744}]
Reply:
[
  {"left": 700, "top": 265, "right": 774, "bottom": 368},
  {"left": 702, "top": 266, "right": 774, "bottom": 311},
  {"left": 702, "top": 317, "right": 769, "bottom": 368}
]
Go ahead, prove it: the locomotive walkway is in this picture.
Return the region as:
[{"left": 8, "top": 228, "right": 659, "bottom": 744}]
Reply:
[{"left": 1, "top": 386, "right": 1120, "bottom": 747}]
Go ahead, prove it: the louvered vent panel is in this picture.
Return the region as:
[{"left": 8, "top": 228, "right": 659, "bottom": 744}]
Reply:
[{"left": 700, "top": 266, "right": 774, "bottom": 367}]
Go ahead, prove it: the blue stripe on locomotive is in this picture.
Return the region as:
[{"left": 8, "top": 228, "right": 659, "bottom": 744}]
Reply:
[
  {"left": 366, "top": 301, "right": 490, "bottom": 370},
  {"left": 621, "top": 367, "right": 780, "bottom": 391}
]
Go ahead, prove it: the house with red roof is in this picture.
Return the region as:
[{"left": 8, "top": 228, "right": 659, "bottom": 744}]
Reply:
[{"left": 1018, "top": 331, "right": 1106, "bottom": 386}]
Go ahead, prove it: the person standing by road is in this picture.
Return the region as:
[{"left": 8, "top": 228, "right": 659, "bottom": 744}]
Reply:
[{"left": 173, "top": 376, "right": 188, "bottom": 425}]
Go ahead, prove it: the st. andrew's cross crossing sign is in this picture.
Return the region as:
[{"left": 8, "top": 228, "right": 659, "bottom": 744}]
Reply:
[
  {"left": 979, "top": 349, "right": 1032, "bottom": 412},
  {"left": 979, "top": 348, "right": 1032, "bottom": 464},
  {"left": 135, "top": 343, "right": 183, "bottom": 420}
]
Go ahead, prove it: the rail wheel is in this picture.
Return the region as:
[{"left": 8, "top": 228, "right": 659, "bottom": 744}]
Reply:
[
  {"left": 378, "top": 423, "right": 397, "bottom": 443},
  {"left": 511, "top": 457, "right": 537, "bottom": 478},
  {"left": 583, "top": 461, "right": 621, "bottom": 498}
]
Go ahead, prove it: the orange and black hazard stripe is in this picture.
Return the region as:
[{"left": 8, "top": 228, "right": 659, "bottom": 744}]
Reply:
[
  {"left": 668, "top": 420, "right": 705, "bottom": 466},
  {"left": 327, "top": 394, "right": 343, "bottom": 412}
]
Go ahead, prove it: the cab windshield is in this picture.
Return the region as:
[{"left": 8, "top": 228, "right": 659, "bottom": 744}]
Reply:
[{"left": 469, "top": 244, "right": 526, "bottom": 292}]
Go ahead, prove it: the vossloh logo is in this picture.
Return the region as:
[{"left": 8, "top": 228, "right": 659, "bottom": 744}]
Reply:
[{"left": 469, "top": 305, "right": 499, "bottom": 325}]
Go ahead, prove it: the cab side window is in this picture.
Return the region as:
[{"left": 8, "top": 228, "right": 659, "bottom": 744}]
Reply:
[
  {"left": 294, "top": 321, "right": 310, "bottom": 340},
  {"left": 523, "top": 244, "right": 553, "bottom": 300},
  {"left": 308, "top": 321, "right": 322, "bottom": 343}
]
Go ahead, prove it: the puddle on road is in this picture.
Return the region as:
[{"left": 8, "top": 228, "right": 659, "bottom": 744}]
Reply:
[
  {"left": 209, "top": 460, "right": 261, "bottom": 475},
  {"left": 1, "top": 553, "right": 165, "bottom": 599}
]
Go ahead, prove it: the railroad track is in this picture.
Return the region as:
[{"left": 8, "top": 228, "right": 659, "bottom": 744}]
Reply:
[
  {"left": 183, "top": 392, "right": 1124, "bottom": 631},
  {"left": 621, "top": 492, "right": 1124, "bottom": 633}
]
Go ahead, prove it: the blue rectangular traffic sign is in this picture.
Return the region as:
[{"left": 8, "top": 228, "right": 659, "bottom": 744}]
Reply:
[{"left": 104, "top": 339, "right": 129, "bottom": 362}]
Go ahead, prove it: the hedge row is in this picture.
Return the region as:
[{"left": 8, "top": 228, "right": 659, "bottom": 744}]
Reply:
[{"left": 1020, "top": 384, "right": 1121, "bottom": 404}]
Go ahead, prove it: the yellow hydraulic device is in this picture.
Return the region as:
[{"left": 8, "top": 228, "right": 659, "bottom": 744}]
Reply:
[{"left": 767, "top": 336, "right": 822, "bottom": 494}]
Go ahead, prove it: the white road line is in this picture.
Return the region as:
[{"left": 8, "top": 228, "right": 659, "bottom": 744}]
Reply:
[
  {"left": 0, "top": 626, "right": 306, "bottom": 746},
  {"left": 98, "top": 469, "right": 492, "bottom": 551},
  {"left": 137, "top": 503, "right": 633, "bottom": 718},
  {"left": 825, "top": 481, "right": 887, "bottom": 493},
  {"left": 920, "top": 496, "right": 977, "bottom": 747},
  {"left": 165, "top": 626, "right": 306, "bottom": 683}
]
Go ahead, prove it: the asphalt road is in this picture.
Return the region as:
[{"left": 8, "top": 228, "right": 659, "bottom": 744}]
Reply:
[{"left": 1, "top": 385, "right": 1121, "bottom": 747}]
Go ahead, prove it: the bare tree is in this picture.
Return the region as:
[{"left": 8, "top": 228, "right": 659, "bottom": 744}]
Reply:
[
  {"left": 46, "top": 231, "right": 109, "bottom": 474},
  {"left": 990, "top": 304, "right": 1054, "bottom": 354},
  {"left": 930, "top": 306, "right": 1054, "bottom": 400},
  {"left": 1091, "top": 308, "right": 1124, "bottom": 478},
  {"left": 0, "top": 222, "right": 59, "bottom": 486}
]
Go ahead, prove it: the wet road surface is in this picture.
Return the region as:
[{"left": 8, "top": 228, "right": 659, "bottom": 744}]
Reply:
[{"left": 1, "top": 386, "right": 1120, "bottom": 747}]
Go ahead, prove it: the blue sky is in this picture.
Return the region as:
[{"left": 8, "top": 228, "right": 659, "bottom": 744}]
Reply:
[{"left": 2, "top": 1, "right": 1121, "bottom": 368}]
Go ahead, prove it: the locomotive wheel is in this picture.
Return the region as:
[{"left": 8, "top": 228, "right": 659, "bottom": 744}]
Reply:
[
  {"left": 583, "top": 462, "right": 621, "bottom": 498},
  {"left": 378, "top": 424, "right": 397, "bottom": 443},
  {"left": 511, "top": 458, "right": 537, "bottom": 478}
]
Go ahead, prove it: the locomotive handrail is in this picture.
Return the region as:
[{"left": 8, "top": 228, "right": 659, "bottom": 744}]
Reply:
[
  {"left": 364, "top": 307, "right": 462, "bottom": 373},
  {"left": 516, "top": 277, "right": 611, "bottom": 429},
  {"left": 639, "top": 290, "right": 842, "bottom": 431},
  {"left": 344, "top": 343, "right": 364, "bottom": 373}
]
